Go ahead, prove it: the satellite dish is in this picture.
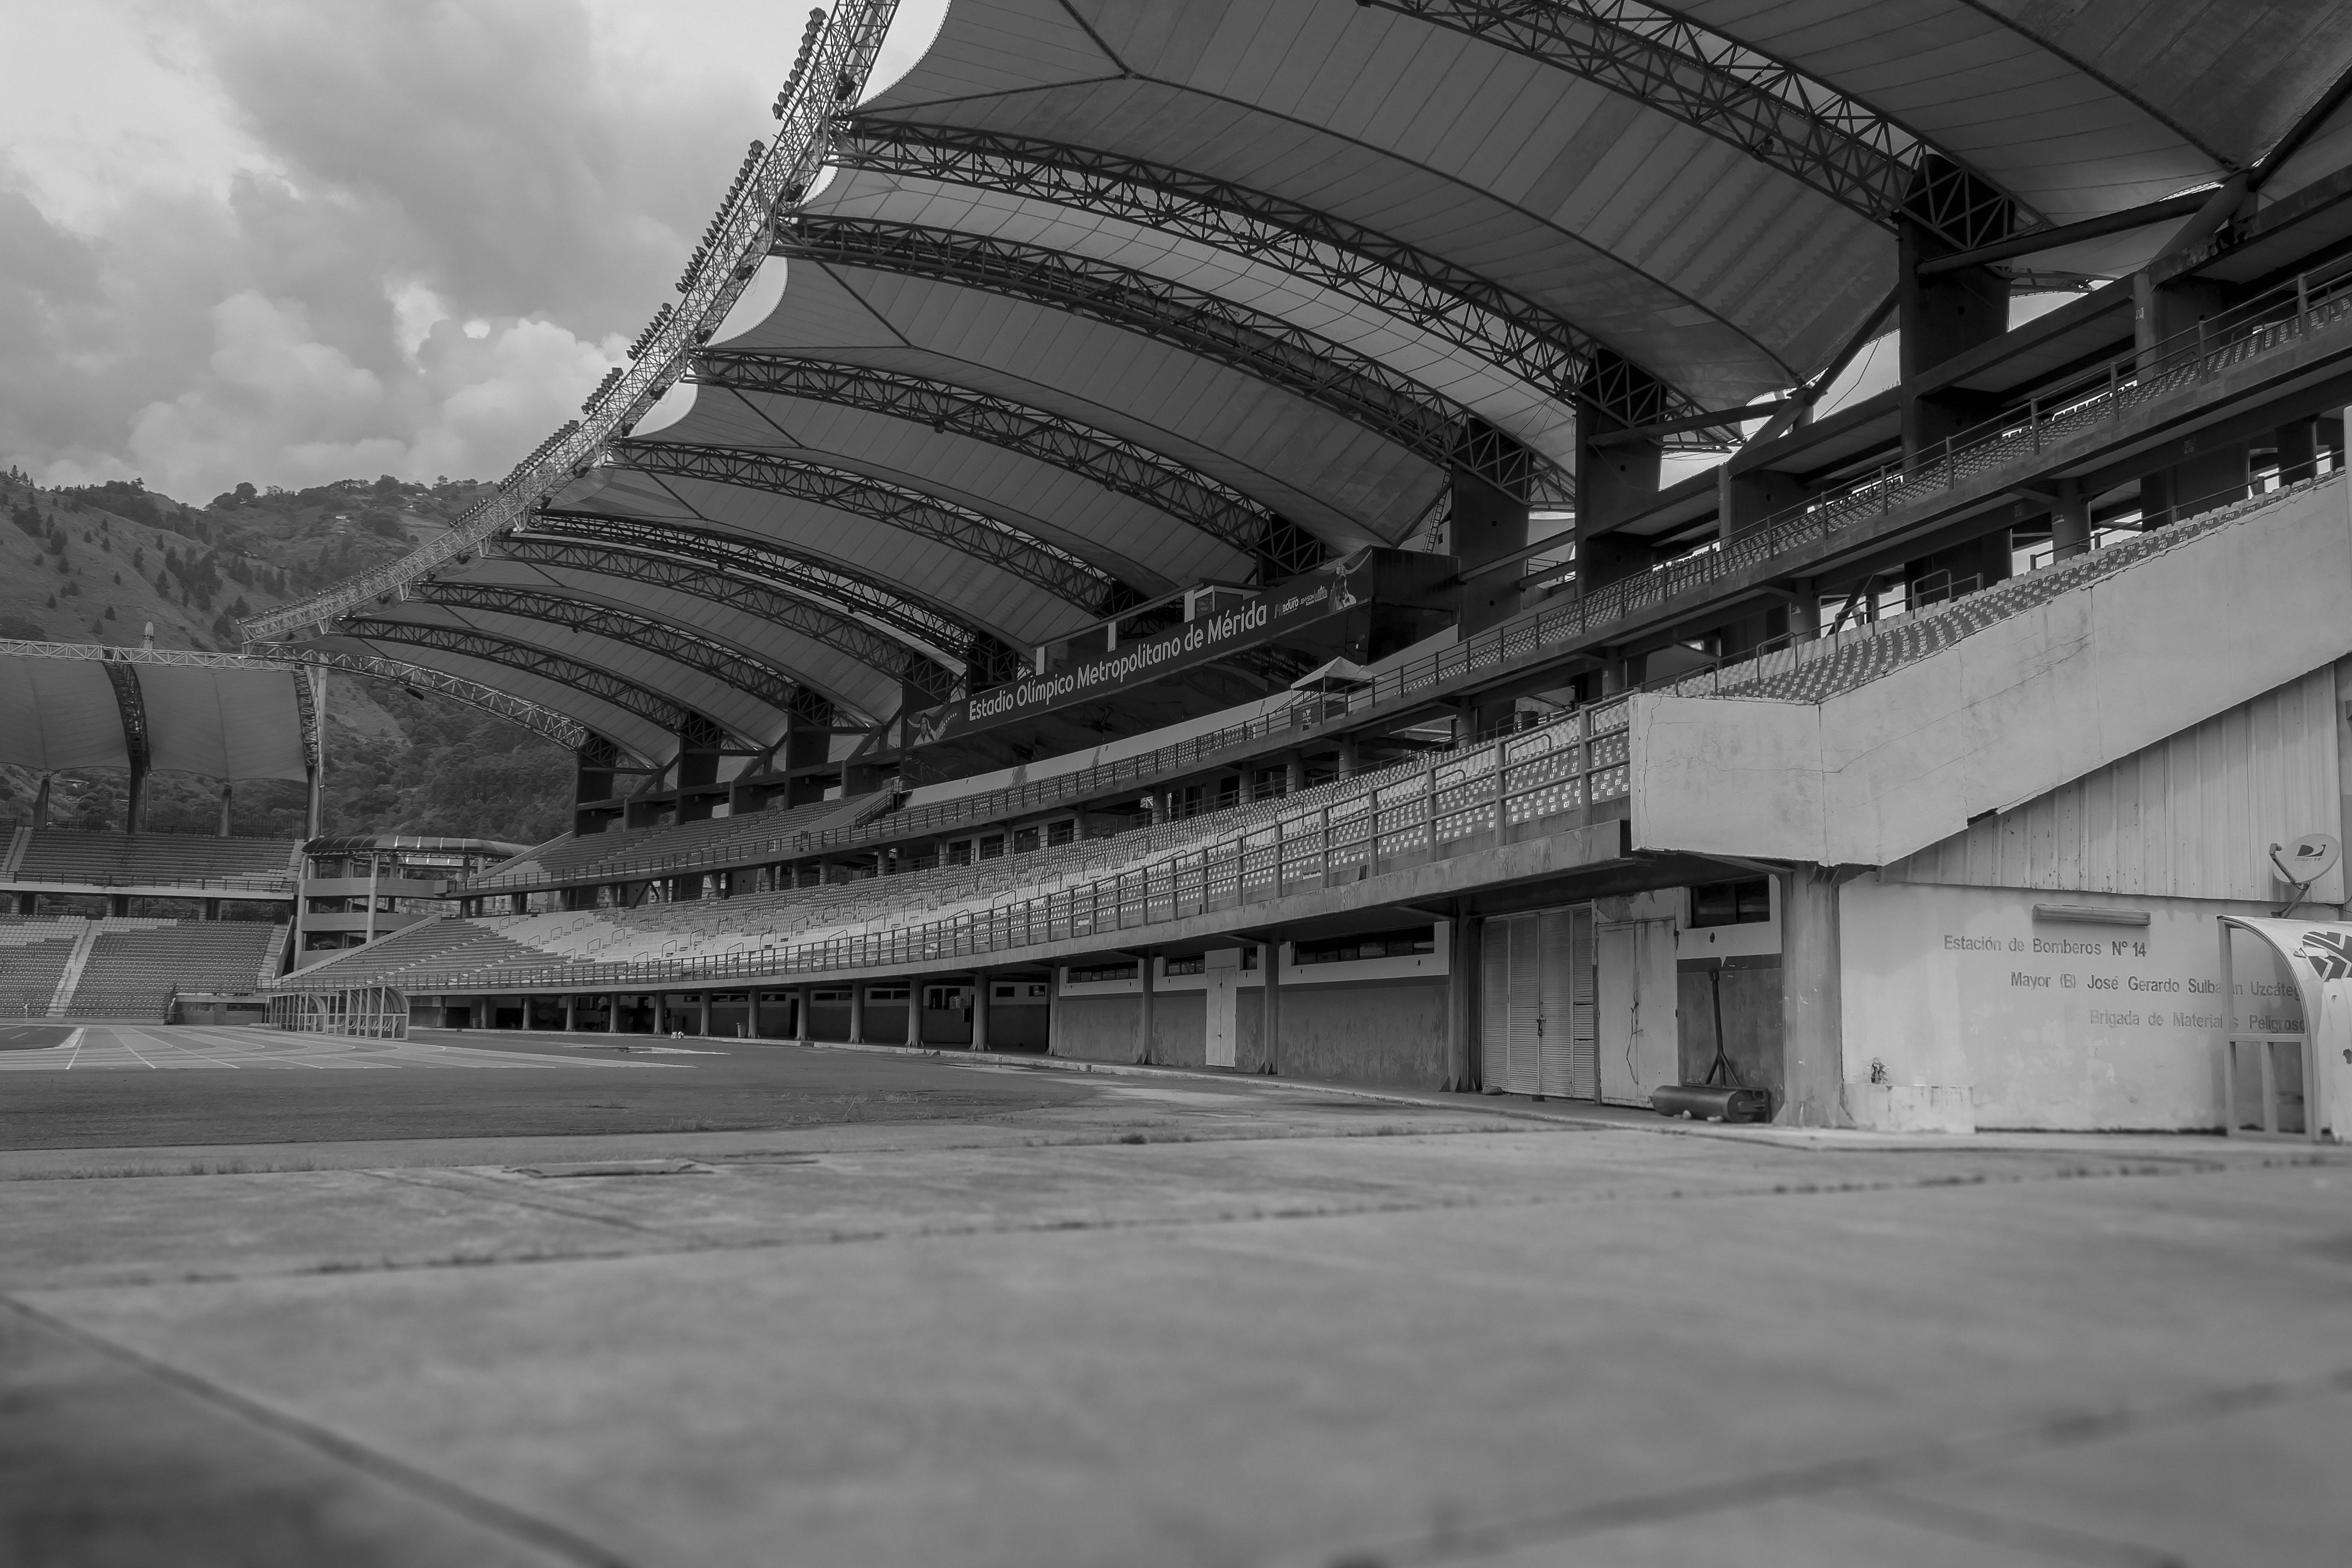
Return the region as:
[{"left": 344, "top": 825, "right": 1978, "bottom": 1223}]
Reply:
[{"left": 2270, "top": 833, "right": 2341, "bottom": 886}]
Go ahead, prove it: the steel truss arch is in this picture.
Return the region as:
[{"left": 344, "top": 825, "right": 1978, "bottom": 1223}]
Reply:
[
  {"left": 610, "top": 440, "right": 1123, "bottom": 612},
  {"left": 691, "top": 351, "right": 1289, "bottom": 556},
  {"left": 401, "top": 580, "right": 901, "bottom": 717},
  {"left": 243, "top": 0, "right": 900, "bottom": 641},
  {"left": 1363, "top": 0, "right": 2036, "bottom": 245},
  {"left": 494, "top": 531, "right": 971, "bottom": 695},
  {"left": 772, "top": 218, "right": 1574, "bottom": 501},
  {"left": 828, "top": 122, "right": 1728, "bottom": 439},
  {"left": 516, "top": 513, "right": 989, "bottom": 664},
  {"left": 334, "top": 619, "right": 750, "bottom": 748}
]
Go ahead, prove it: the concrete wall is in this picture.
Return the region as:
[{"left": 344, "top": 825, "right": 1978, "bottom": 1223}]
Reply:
[
  {"left": 1631, "top": 477, "right": 2352, "bottom": 867},
  {"left": 1884, "top": 664, "right": 2344, "bottom": 904},
  {"left": 1053, "top": 976, "right": 1450, "bottom": 1087},
  {"left": 1837, "top": 876, "right": 2296, "bottom": 1132}
]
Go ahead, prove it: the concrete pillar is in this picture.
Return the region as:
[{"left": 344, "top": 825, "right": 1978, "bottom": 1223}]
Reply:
[
  {"left": 1786, "top": 584, "right": 1822, "bottom": 644},
  {"left": 653, "top": 994, "right": 666, "bottom": 1035},
  {"left": 2051, "top": 478, "right": 2092, "bottom": 561},
  {"left": 2276, "top": 418, "right": 2319, "bottom": 485},
  {"left": 746, "top": 990, "right": 762, "bottom": 1040},
  {"left": 1283, "top": 754, "right": 1304, "bottom": 795},
  {"left": 906, "top": 978, "right": 925, "bottom": 1048},
  {"left": 1260, "top": 938, "right": 1280, "bottom": 1076},
  {"left": 1335, "top": 735, "right": 1358, "bottom": 781},
  {"left": 30, "top": 772, "right": 50, "bottom": 829},
  {"left": 218, "top": 780, "right": 233, "bottom": 837},
  {"left": 607, "top": 993, "right": 621, "bottom": 1034},
  {"left": 796, "top": 986, "right": 813, "bottom": 1044},
  {"left": 1447, "top": 916, "right": 1479, "bottom": 1091},
  {"left": 1136, "top": 954, "right": 1155, "bottom": 1066},
  {"left": 1777, "top": 866, "right": 1847, "bottom": 1127},
  {"left": 696, "top": 993, "right": 710, "bottom": 1037},
  {"left": 848, "top": 984, "right": 865, "bottom": 1044},
  {"left": 970, "top": 972, "right": 990, "bottom": 1054},
  {"left": 563, "top": 995, "right": 576, "bottom": 1033}
]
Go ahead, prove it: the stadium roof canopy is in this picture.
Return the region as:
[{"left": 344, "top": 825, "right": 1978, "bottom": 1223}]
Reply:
[
  {"left": 250, "top": 0, "right": 2352, "bottom": 775},
  {"left": 0, "top": 640, "right": 601, "bottom": 784}
]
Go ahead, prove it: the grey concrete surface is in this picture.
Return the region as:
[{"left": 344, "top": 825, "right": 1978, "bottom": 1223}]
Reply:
[{"left": 3, "top": 1026, "right": 2345, "bottom": 1566}]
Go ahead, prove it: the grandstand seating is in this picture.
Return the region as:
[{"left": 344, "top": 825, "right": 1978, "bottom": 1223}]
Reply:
[
  {"left": 61, "top": 920, "right": 285, "bottom": 1018},
  {"left": 1669, "top": 477, "right": 2328, "bottom": 708},
  {"left": 469, "top": 793, "right": 887, "bottom": 891},
  {"left": 0, "top": 920, "right": 83, "bottom": 1018},
  {"left": 9, "top": 830, "right": 302, "bottom": 890},
  {"left": 279, "top": 700, "right": 1627, "bottom": 994}
]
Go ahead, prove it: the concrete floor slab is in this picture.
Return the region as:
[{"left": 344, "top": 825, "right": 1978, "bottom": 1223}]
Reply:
[{"left": 5, "top": 1027, "right": 2343, "bottom": 1566}]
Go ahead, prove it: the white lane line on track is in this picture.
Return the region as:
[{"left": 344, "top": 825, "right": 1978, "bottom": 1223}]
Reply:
[
  {"left": 106, "top": 1029, "right": 163, "bottom": 1070},
  {"left": 62, "top": 1027, "right": 84, "bottom": 1069}
]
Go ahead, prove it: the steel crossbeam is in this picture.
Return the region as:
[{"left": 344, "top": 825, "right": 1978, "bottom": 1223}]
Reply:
[
  {"left": 1367, "top": 0, "right": 2033, "bottom": 246},
  {"left": 831, "top": 121, "right": 1727, "bottom": 440},
  {"left": 332, "top": 619, "right": 747, "bottom": 747},
  {"left": 611, "top": 440, "right": 1123, "bottom": 612},
  {"left": 774, "top": 218, "right": 1574, "bottom": 501},
  {"left": 487, "top": 534, "right": 964, "bottom": 699},
  {"left": 397, "top": 580, "right": 886, "bottom": 715},
  {"left": 512, "top": 515, "right": 985, "bottom": 664},
  {"left": 690, "top": 351, "right": 1287, "bottom": 557},
  {"left": 241, "top": 0, "right": 901, "bottom": 641}
]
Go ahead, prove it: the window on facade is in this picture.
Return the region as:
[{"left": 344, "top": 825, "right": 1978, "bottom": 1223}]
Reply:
[
  {"left": 811, "top": 988, "right": 852, "bottom": 1003},
  {"left": 978, "top": 835, "right": 1005, "bottom": 860},
  {"left": 1292, "top": 926, "right": 1436, "bottom": 965},
  {"left": 865, "top": 985, "right": 910, "bottom": 1002},
  {"left": 1162, "top": 954, "right": 1205, "bottom": 976},
  {"left": 946, "top": 840, "right": 973, "bottom": 866},
  {"left": 1046, "top": 820, "right": 1076, "bottom": 847},
  {"left": 1067, "top": 962, "right": 1138, "bottom": 984},
  {"left": 923, "top": 986, "right": 968, "bottom": 1010},
  {"left": 1013, "top": 826, "right": 1040, "bottom": 853},
  {"left": 1690, "top": 878, "right": 1772, "bottom": 927}
]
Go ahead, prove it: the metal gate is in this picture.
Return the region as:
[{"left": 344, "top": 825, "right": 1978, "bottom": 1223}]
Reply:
[{"left": 1481, "top": 906, "right": 1596, "bottom": 1097}]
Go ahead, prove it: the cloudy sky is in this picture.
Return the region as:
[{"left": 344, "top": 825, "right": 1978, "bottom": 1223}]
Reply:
[{"left": 0, "top": 0, "right": 945, "bottom": 503}]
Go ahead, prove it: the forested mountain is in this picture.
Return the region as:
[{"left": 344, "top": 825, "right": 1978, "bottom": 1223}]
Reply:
[{"left": 0, "top": 470, "right": 573, "bottom": 846}]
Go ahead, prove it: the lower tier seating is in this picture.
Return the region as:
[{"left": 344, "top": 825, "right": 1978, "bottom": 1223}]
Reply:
[
  {"left": 11, "top": 830, "right": 301, "bottom": 889},
  {"left": 0, "top": 923, "right": 83, "bottom": 1017},
  {"left": 62, "top": 921, "right": 286, "bottom": 1018}
]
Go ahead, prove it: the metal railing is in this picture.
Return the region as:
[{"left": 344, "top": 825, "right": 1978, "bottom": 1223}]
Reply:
[{"left": 279, "top": 701, "right": 1632, "bottom": 994}]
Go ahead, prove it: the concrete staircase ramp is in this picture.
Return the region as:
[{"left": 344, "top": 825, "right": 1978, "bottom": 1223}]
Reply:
[{"left": 1629, "top": 475, "right": 2352, "bottom": 869}]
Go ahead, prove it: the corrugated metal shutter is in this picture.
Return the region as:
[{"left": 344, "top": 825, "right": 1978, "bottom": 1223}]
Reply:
[
  {"left": 1537, "top": 909, "right": 1575, "bottom": 1097},
  {"left": 1506, "top": 913, "right": 1543, "bottom": 1095},
  {"left": 1481, "top": 914, "right": 1512, "bottom": 1092},
  {"left": 1568, "top": 905, "right": 1599, "bottom": 1100}
]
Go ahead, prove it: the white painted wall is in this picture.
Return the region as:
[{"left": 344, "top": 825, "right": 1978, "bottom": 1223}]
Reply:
[
  {"left": 1631, "top": 477, "right": 2352, "bottom": 869},
  {"left": 1838, "top": 877, "right": 2301, "bottom": 1131}
]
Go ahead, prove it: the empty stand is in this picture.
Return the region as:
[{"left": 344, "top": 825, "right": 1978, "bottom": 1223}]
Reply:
[
  {"left": 467, "top": 793, "right": 888, "bottom": 891},
  {"left": 10, "top": 831, "right": 302, "bottom": 891},
  {"left": 60, "top": 920, "right": 287, "bottom": 1018},
  {"left": 0, "top": 921, "right": 83, "bottom": 1018}
]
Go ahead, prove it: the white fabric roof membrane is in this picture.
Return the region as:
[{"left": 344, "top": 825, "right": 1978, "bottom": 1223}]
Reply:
[
  {"left": 0, "top": 657, "right": 307, "bottom": 781},
  {"left": 642, "top": 379, "right": 1249, "bottom": 595},
  {"left": 268, "top": 0, "right": 2352, "bottom": 754},
  {"left": 719, "top": 258, "right": 1439, "bottom": 541},
  {"left": 138, "top": 664, "right": 310, "bottom": 783},
  {"left": 310, "top": 632, "right": 683, "bottom": 768},
  {"left": 0, "top": 658, "right": 128, "bottom": 773}
]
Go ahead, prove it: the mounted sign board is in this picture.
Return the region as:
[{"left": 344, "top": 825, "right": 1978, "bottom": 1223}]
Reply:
[{"left": 903, "top": 549, "right": 1454, "bottom": 748}]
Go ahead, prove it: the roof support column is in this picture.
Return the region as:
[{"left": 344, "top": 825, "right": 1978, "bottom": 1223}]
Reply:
[
  {"left": 575, "top": 734, "right": 620, "bottom": 837},
  {"left": 1576, "top": 350, "right": 1669, "bottom": 590},
  {"left": 1452, "top": 426, "right": 1533, "bottom": 639},
  {"left": 1898, "top": 156, "right": 2015, "bottom": 457}
]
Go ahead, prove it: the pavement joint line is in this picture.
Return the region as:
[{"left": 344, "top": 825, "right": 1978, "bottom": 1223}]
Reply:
[
  {"left": 419, "top": 1028, "right": 2345, "bottom": 1156},
  {"left": 17, "top": 1143, "right": 2298, "bottom": 1295},
  {"left": 0, "top": 1292, "right": 643, "bottom": 1568},
  {"left": 1820, "top": 1485, "right": 2186, "bottom": 1568},
  {"left": 1289, "top": 1364, "right": 2352, "bottom": 1568}
]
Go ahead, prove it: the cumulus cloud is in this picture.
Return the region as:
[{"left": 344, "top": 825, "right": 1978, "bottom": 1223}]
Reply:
[{"left": 0, "top": 0, "right": 944, "bottom": 501}]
